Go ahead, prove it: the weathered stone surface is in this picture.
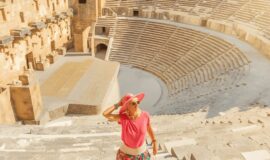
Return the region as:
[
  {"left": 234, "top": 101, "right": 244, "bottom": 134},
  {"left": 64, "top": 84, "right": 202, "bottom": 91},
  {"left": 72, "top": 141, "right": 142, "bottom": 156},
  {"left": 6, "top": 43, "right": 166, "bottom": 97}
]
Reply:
[
  {"left": 241, "top": 150, "right": 270, "bottom": 160},
  {"left": 0, "top": 87, "right": 16, "bottom": 124},
  {"left": 0, "top": 0, "right": 71, "bottom": 84},
  {"left": 10, "top": 82, "right": 43, "bottom": 121},
  {"left": 69, "top": 0, "right": 105, "bottom": 52}
]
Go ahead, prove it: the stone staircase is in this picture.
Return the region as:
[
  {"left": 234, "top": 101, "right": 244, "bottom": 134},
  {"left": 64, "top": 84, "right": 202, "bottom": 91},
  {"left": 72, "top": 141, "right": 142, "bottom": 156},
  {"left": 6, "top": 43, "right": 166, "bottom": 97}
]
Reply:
[{"left": 0, "top": 106, "right": 269, "bottom": 160}]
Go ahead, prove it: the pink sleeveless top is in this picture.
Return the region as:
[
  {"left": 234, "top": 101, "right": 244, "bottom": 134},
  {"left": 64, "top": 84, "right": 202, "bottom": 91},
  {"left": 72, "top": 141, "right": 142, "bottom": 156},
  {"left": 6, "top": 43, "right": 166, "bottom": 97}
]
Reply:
[{"left": 118, "top": 111, "right": 150, "bottom": 148}]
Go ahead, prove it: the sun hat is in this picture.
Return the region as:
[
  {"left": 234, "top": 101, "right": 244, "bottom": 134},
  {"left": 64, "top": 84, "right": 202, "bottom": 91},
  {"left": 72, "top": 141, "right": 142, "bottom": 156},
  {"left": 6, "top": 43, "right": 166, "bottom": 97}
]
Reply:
[
  {"left": 119, "top": 93, "right": 133, "bottom": 106},
  {"left": 119, "top": 92, "right": 145, "bottom": 114}
]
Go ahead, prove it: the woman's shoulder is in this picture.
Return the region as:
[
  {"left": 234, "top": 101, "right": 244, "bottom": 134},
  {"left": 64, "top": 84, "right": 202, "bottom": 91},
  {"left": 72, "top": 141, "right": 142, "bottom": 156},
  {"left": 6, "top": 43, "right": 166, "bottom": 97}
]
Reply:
[{"left": 141, "top": 111, "right": 150, "bottom": 117}]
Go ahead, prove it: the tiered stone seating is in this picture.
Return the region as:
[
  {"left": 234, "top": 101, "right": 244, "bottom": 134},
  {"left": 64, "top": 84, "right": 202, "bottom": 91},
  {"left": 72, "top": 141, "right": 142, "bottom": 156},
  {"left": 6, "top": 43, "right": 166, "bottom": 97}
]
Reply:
[
  {"left": 104, "top": 0, "right": 121, "bottom": 7},
  {"left": 109, "top": 18, "right": 250, "bottom": 98},
  {"left": 104, "top": 0, "right": 270, "bottom": 31},
  {"left": 190, "top": 0, "right": 223, "bottom": 16},
  {"left": 232, "top": 0, "right": 270, "bottom": 23},
  {"left": 156, "top": 0, "right": 176, "bottom": 10},
  {"left": 104, "top": 0, "right": 270, "bottom": 57},
  {"left": 96, "top": 16, "right": 117, "bottom": 37},
  {"left": 264, "top": 28, "right": 270, "bottom": 39},
  {"left": 176, "top": 0, "right": 200, "bottom": 8},
  {"left": 105, "top": 0, "right": 154, "bottom": 8},
  {"left": 197, "top": 0, "right": 223, "bottom": 9},
  {"left": 252, "top": 11, "right": 270, "bottom": 30},
  {"left": 121, "top": 0, "right": 154, "bottom": 7},
  {"left": 210, "top": 0, "right": 248, "bottom": 20},
  {"left": 96, "top": 16, "right": 117, "bottom": 27},
  {"left": 110, "top": 19, "right": 147, "bottom": 63},
  {"left": 131, "top": 22, "right": 176, "bottom": 70}
]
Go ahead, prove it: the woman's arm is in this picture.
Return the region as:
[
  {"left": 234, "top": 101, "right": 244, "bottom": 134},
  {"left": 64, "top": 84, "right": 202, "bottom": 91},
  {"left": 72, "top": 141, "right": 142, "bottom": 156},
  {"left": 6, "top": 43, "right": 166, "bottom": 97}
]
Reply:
[
  {"left": 102, "top": 102, "right": 121, "bottom": 122},
  {"left": 147, "top": 123, "right": 158, "bottom": 155}
]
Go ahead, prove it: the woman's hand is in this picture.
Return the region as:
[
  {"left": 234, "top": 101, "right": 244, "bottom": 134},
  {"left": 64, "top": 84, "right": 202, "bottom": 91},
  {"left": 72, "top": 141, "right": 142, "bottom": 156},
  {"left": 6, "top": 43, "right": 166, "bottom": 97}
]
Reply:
[
  {"left": 118, "top": 96, "right": 125, "bottom": 106},
  {"left": 153, "top": 142, "right": 158, "bottom": 155}
]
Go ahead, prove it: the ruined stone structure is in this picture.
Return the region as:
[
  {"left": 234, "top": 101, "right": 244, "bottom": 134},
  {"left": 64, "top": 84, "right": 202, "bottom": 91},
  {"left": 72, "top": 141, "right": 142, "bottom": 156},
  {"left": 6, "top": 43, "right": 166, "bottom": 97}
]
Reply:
[
  {"left": 0, "top": 0, "right": 270, "bottom": 159},
  {"left": 0, "top": 0, "right": 72, "bottom": 124},
  {"left": 69, "top": 0, "right": 105, "bottom": 53}
]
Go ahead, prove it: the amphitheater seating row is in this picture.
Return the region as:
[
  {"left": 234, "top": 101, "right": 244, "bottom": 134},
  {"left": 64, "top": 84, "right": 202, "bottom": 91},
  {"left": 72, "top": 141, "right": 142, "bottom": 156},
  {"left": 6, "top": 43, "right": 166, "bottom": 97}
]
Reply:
[
  {"left": 105, "top": 0, "right": 154, "bottom": 8},
  {"left": 96, "top": 16, "right": 117, "bottom": 27},
  {"left": 108, "top": 19, "right": 250, "bottom": 97},
  {"left": 104, "top": 0, "right": 270, "bottom": 37},
  {"left": 210, "top": 0, "right": 247, "bottom": 20},
  {"left": 252, "top": 11, "right": 270, "bottom": 30},
  {"left": 232, "top": 0, "right": 268, "bottom": 23},
  {"left": 96, "top": 16, "right": 117, "bottom": 37}
]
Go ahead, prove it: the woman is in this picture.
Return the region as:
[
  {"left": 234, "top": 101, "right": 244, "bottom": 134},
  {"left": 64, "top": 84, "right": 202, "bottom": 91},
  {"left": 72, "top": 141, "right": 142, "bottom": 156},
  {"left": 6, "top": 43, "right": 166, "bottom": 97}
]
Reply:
[{"left": 103, "top": 93, "right": 158, "bottom": 160}]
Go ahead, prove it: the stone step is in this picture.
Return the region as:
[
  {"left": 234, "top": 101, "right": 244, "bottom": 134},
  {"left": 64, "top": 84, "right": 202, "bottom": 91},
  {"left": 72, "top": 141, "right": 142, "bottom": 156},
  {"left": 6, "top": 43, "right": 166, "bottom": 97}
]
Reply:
[
  {"left": 171, "top": 145, "right": 219, "bottom": 160},
  {"left": 164, "top": 138, "right": 197, "bottom": 153},
  {"left": 153, "top": 152, "right": 178, "bottom": 160},
  {"left": 21, "top": 120, "right": 40, "bottom": 125},
  {"left": 211, "top": 146, "right": 245, "bottom": 160},
  {"left": 231, "top": 125, "right": 261, "bottom": 133},
  {"left": 48, "top": 104, "right": 69, "bottom": 121},
  {"left": 241, "top": 150, "right": 270, "bottom": 160}
]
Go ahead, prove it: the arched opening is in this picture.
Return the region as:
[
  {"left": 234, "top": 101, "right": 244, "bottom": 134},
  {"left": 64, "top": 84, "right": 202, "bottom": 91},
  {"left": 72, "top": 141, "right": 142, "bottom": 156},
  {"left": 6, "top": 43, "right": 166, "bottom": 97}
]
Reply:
[{"left": 96, "top": 43, "right": 107, "bottom": 60}]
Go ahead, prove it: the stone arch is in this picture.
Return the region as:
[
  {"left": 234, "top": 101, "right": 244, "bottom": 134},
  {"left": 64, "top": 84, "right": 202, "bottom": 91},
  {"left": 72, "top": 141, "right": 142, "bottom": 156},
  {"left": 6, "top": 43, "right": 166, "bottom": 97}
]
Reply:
[{"left": 95, "top": 43, "right": 107, "bottom": 60}]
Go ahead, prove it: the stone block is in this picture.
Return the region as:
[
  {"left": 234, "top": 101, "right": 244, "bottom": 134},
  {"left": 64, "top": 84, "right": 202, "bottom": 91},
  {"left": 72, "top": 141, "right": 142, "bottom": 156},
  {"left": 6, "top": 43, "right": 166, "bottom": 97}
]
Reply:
[
  {"left": 0, "top": 35, "right": 14, "bottom": 46},
  {"left": 164, "top": 138, "right": 197, "bottom": 152},
  {"left": 10, "top": 82, "right": 43, "bottom": 121},
  {"left": 67, "top": 104, "right": 98, "bottom": 115},
  {"left": 213, "top": 146, "right": 244, "bottom": 160},
  {"left": 46, "top": 55, "right": 54, "bottom": 64},
  {"left": 36, "top": 62, "right": 44, "bottom": 71},
  {"left": 28, "top": 22, "right": 46, "bottom": 30},
  {"left": 171, "top": 145, "right": 218, "bottom": 160},
  {"left": 0, "top": 87, "right": 16, "bottom": 124},
  {"left": 241, "top": 150, "right": 270, "bottom": 160},
  {"left": 171, "top": 146, "right": 189, "bottom": 160},
  {"left": 22, "top": 120, "right": 40, "bottom": 125},
  {"left": 56, "top": 47, "right": 67, "bottom": 55},
  {"left": 18, "top": 75, "right": 29, "bottom": 85},
  {"left": 48, "top": 105, "right": 69, "bottom": 120},
  {"left": 10, "top": 27, "right": 31, "bottom": 38},
  {"left": 231, "top": 125, "right": 261, "bottom": 133}
]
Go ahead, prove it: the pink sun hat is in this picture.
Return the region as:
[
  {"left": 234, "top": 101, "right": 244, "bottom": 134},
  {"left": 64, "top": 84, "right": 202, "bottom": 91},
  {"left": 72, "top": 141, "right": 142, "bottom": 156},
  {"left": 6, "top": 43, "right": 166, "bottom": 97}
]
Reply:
[{"left": 119, "top": 92, "right": 145, "bottom": 114}]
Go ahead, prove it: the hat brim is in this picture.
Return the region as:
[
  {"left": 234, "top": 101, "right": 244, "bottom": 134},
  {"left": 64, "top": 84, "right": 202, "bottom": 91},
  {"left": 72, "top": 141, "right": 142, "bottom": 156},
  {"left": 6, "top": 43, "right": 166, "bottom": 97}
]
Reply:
[{"left": 119, "top": 93, "right": 145, "bottom": 113}]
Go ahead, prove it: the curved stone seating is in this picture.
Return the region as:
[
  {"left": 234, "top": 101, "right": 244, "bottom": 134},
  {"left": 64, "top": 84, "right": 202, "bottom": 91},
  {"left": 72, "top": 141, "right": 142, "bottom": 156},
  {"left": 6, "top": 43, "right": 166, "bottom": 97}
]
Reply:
[
  {"left": 105, "top": 0, "right": 154, "bottom": 8},
  {"left": 96, "top": 16, "right": 117, "bottom": 27},
  {"left": 105, "top": 0, "right": 270, "bottom": 31},
  {"left": 104, "top": 0, "right": 270, "bottom": 57},
  {"left": 108, "top": 19, "right": 250, "bottom": 99},
  {"left": 210, "top": 0, "right": 247, "bottom": 20}
]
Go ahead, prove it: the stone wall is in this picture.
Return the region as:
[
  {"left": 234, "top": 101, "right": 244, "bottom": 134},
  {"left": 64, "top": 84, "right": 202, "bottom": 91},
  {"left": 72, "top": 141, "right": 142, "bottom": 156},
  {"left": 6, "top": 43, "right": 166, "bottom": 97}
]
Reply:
[
  {"left": 206, "top": 20, "right": 270, "bottom": 59},
  {"left": 0, "top": 0, "right": 71, "bottom": 124},
  {"left": 0, "top": 0, "right": 72, "bottom": 85},
  {"left": 69, "top": 0, "right": 105, "bottom": 52}
]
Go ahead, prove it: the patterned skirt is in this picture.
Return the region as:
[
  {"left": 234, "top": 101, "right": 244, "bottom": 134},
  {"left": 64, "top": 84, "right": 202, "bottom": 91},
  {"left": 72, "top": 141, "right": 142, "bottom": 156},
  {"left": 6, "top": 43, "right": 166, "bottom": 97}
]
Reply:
[{"left": 116, "top": 149, "right": 151, "bottom": 160}]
